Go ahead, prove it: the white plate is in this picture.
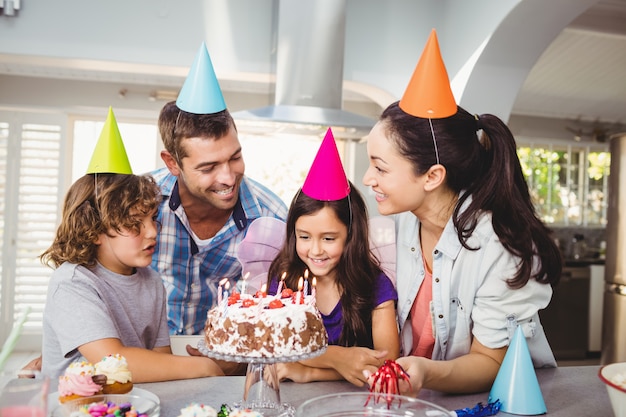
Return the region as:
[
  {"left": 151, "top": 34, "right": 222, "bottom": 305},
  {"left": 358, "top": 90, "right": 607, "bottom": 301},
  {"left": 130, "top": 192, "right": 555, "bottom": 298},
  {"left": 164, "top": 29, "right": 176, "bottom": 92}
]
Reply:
[{"left": 48, "top": 387, "right": 159, "bottom": 407}]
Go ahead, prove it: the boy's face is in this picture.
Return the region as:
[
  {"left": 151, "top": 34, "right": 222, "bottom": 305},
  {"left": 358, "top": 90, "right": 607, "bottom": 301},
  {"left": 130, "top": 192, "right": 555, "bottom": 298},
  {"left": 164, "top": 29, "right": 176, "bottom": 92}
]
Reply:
[
  {"left": 96, "top": 210, "right": 158, "bottom": 275},
  {"left": 172, "top": 125, "right": 245, "bottom": 212}
]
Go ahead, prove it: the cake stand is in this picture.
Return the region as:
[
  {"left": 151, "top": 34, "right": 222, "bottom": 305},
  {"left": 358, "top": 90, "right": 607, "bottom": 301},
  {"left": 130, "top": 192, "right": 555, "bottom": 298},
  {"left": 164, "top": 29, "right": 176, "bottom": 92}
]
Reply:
[{"left": 198, "top": 340, "right": 326, "bottom": 416}]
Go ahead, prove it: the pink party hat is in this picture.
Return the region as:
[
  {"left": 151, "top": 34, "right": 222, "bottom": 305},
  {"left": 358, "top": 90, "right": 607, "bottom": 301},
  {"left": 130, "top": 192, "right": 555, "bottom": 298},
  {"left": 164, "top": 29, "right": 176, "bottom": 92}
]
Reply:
[
  {"left": 302, "top": 128, "right": 350, "bottom": 201},
  {"left": 488, "top": 325, "right": 547, "bottom": 415},
  {"left": 86, "top": 107, "right": 133, "bottom": 174},
  {"left": 399, "top": 29, "right": 457, "bottom": 119},
  {"left": 176, "top": 42, "right": 227, "bottom": 114}
]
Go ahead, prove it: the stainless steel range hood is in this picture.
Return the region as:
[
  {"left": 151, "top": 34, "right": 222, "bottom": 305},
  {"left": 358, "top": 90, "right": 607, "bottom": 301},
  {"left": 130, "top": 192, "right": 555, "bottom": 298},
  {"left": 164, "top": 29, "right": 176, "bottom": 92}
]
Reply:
[{"left": 232, "top": 0, "right": 375, "bottom": 137}]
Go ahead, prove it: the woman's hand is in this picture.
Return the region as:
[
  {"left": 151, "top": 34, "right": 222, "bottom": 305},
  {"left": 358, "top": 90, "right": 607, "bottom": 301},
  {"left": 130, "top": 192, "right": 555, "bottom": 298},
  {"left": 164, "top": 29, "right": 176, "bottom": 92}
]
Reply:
[{"left": 364, "top": 356, "right": 426, "bottom": 397}]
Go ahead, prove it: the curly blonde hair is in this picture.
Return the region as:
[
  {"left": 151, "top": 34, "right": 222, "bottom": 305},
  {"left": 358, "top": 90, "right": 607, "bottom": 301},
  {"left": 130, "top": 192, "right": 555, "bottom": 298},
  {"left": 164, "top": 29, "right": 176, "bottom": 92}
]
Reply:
[{"left": 41, "top": 173, "right": 161, "bottom": 268}]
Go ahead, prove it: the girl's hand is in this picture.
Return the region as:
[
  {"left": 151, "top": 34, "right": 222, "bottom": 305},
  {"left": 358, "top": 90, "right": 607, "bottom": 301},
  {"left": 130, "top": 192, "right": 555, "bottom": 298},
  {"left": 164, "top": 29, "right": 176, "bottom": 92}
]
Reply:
[
  {"left": 332, "top": 347, "right": 387, "bottom": 387},
  {"left": 275, "top": 362, "right": 313, "bottom": 383}
]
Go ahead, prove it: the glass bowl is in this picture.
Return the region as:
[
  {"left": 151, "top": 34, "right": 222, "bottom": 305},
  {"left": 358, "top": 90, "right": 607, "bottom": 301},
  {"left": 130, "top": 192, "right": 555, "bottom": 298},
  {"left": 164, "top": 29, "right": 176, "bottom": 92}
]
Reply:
[
  {"left": 295, "top": 392, "right": 452, "bottom": 417},
  {"left": 50, "top": 393, "right": 160, "bottom": 417}
]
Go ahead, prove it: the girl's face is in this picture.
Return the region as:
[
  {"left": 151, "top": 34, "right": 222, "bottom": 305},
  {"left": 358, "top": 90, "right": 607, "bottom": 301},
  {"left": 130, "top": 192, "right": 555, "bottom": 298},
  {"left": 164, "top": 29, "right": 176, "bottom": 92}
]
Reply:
[
  {"left": 96, "top": 210, "right": 159, "bottom": 275},
  {"left": 295, "top": 206, "right": 348, "bottom": 281},
  {"left": 363, "top": 121, "right": 425, "bottom": 216}
]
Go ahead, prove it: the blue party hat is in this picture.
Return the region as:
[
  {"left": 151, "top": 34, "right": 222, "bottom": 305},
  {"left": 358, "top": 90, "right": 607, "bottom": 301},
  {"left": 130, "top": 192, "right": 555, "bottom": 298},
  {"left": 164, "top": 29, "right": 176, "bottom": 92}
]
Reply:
[
  {"left": 488, "top": 325, "right": 547, "bottom": 415},
  {"left": 176, "top": 42, "right": 227, "bottom": 114}
]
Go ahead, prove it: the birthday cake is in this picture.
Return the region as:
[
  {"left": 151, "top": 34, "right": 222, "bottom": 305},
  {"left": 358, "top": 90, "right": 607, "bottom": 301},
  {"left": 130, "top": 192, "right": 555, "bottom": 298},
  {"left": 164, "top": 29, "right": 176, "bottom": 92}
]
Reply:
[{"left": 204, "top": 289, "right": 327, "bottom": 358}]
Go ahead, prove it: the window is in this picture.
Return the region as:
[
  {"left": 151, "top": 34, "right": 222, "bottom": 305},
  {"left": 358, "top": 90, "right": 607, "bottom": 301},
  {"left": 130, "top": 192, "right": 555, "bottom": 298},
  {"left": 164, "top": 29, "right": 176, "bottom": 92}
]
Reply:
[
  {"left": 517, "top": 142, "right": 610, "bottom": 226},
  {"left": 0, "top": 111, "right": 160, "bottom": 352},
  {"left": 0, "top": 112, "right": 65, "bottom": 351}
]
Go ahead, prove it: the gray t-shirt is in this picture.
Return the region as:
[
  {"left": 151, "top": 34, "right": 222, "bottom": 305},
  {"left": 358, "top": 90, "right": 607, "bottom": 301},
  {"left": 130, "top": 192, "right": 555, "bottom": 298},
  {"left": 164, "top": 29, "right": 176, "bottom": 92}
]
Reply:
[{"left": 42, "top": 262, "right": 170, "bottom": 381}]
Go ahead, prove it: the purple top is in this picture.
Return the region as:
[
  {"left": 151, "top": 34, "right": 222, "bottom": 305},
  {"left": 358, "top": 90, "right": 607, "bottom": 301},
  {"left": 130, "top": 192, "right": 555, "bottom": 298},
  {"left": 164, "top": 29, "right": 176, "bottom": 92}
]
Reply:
[{"left": 268, "top": 272, "right": 397, "bottom": 345}]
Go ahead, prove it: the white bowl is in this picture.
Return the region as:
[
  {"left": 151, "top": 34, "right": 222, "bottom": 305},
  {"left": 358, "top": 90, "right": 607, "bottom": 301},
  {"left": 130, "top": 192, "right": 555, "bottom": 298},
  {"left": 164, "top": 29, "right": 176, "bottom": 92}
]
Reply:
[
  {"left": 170, "top": 335, "right": 204, "bottom": 356},
  {"left": 599, "top": 362, "right": 626, "bottom": 417}
]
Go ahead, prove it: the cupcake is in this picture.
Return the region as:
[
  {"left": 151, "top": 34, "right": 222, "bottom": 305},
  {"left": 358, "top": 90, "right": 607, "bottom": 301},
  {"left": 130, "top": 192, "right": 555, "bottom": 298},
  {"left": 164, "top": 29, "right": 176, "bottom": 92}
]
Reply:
[
  {"left": 178, "top": 403, "right": 217, "bottom": 417},
  {"left": 94, "top": 354, "right": 133, "bottom": 394},
  {"left": 57, "top": 360, "right": 106, "bottom": 404}
]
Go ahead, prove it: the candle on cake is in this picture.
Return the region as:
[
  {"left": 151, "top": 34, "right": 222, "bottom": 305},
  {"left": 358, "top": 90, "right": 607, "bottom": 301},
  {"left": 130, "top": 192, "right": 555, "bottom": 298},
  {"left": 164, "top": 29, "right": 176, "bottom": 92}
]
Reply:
[
  {"left": 217, "top": 277, "right": 229, "bottom": 304},
  {"left": 241, "top": 271, "right": 250, "bottom": 295},
  {"left": 276, "top": 271, "right": 286, "bottom": 297},
  {"left": 296, "top": 276, "right": 304, "bottom": 304}
]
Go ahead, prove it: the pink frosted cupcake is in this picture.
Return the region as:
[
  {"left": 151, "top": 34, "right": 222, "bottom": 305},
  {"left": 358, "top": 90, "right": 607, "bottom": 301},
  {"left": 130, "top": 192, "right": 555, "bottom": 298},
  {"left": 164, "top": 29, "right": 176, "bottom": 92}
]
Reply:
[{"left": 58, "top": 360, "right": 106, "bottom": 404}]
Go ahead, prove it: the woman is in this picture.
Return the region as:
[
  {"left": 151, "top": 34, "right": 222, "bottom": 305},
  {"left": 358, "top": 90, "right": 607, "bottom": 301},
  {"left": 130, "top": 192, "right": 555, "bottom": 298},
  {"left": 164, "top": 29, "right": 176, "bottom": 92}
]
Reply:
[{"left": 362, "top": 30, "right": 561, "bottom": 396}]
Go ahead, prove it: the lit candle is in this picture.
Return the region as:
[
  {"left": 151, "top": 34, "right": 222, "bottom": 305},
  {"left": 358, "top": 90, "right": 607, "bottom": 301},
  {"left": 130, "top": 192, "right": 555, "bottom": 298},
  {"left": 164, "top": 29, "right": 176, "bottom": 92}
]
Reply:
[
  {"left": 303, "top": 269, "right": 309, "bottom": 295},
  {"left": 241, "top": 271, "right": 250, "bottom": 295},
  {"left": 222, "top": 281, "right": 231, "bottom": 313},
  {"left": 311, "top": 276, "right": 317, "bottom": 300},
  {"left": 217, "top": 277, "right": 228, "bottom": 304},
  {"left": 296, "top": 276, "right": 303, "bottom": 304},
  {"left": 276, "top": 271, "right": 286, "bottom": 296}
]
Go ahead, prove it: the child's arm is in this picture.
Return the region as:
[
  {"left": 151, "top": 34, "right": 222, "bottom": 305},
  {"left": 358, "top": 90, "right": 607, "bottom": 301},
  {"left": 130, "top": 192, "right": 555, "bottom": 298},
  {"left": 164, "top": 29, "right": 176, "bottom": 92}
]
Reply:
[
  {"left": 292, "top": 345, "right": 387, "bottom": 386},
  {"left": 78, "top": 338, "right": 224, "bottom": 383},
  {"left": 276, "top": 361, "right": 342, "bottom": 383},
  {"left": 371, "top": 299, "right": 400, "bottom": 359}
]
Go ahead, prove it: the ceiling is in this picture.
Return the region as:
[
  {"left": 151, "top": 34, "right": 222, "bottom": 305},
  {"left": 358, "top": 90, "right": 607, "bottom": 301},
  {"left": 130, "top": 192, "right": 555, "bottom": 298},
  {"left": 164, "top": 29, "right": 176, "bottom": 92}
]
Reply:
[
  {"left": 0, "top": 1, "right": 625, "bottom": 133},
  {"left": 511, "top": 0, "right": 626, "bottom": 128}
]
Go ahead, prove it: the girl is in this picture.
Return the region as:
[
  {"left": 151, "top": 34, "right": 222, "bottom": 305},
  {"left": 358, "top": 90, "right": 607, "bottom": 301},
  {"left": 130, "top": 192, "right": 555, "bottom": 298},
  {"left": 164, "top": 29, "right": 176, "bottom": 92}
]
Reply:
[
  {"left": 41, "top": 173, "right": 224, "bottom": 383},
  {"left": 267, "top": 130, "right": 400, "bottom": 387}
]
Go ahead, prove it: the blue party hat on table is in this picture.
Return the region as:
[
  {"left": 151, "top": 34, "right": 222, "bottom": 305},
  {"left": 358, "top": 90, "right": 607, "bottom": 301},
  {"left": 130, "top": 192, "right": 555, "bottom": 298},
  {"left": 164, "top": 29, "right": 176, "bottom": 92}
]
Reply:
[
  {"left": 488, "top": 325, "right": 547, "bottom": 415},
  {"left": 176, "top": 42, "right": 227, "bottom": 114}
]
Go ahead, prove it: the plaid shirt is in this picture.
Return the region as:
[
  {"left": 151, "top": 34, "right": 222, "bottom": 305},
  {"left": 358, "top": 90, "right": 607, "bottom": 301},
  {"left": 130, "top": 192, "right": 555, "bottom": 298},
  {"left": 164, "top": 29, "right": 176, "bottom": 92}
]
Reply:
[{"left": 150, "top": 168, "right": 287, "bottom": 335}]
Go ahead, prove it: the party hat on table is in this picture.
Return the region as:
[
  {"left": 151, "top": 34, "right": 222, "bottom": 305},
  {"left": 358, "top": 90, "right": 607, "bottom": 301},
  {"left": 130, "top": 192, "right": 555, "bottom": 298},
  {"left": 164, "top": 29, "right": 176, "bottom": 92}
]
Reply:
[
  {"left": 86, "top": 107, "right": 133, "bottom": 174},
  {"left": 302, "top": 128, "right": 350, "bottom": 201},
  {"left": 176, "top": 42, "right": 227, "bottom": 114},
  {"left": 488, "top": 325, "right": 547, "bottom": 415},
  {"left": 399, "top": 29, "right": 457, "bottom": 119}
]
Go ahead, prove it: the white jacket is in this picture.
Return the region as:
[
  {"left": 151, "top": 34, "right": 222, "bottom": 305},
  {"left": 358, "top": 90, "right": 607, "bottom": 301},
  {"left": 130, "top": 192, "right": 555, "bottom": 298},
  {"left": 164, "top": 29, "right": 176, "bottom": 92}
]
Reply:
[{"left": 394, "top": 208, "right": 557, "bottom": 368}]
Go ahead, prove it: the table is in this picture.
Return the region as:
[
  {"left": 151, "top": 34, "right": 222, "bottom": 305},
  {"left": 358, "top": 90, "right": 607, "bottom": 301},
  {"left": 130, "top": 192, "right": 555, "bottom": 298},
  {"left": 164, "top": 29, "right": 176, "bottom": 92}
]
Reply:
[{"left": 136, "top": 366, "right": 611, "bottom": 416}]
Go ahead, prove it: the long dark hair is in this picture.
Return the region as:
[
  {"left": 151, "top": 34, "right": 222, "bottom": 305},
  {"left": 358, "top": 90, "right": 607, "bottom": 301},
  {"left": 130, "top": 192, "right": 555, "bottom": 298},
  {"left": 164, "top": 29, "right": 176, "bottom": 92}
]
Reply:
[
  {"left": 380, "top": 101, "right": 561, "bottom": 289},
  {"left": 267, "top": 182, "right": 382, "bottom": 347}
]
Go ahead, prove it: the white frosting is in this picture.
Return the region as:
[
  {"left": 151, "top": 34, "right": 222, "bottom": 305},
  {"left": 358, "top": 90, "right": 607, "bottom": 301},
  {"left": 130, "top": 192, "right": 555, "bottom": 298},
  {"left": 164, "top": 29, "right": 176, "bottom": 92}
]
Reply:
[
  {"left": 204, "top": 294, "right": 327, "bottom": 358},
  {"left": 64, "top": 361, "right": 96, "bottom": 376},
  {"left": 178, "top": 403, "right": 217, "bottom": 417},
  {"left": 94, "top": 354, "right": 132, "bottom": 384}
]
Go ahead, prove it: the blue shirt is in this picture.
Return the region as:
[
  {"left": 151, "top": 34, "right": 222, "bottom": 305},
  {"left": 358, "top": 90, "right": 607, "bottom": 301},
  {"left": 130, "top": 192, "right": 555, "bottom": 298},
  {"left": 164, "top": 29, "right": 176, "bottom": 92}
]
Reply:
[
  {"left": 268, "top": 272, "right": 397, "bottom": 346},
  {"left": 150, "top": 168, "right": 287, "bottom": 335}
]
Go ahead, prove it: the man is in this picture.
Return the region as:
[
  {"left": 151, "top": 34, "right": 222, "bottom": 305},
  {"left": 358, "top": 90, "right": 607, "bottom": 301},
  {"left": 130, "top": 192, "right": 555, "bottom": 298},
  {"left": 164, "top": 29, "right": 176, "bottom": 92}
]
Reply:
[
  {"left": 152, "top": 43, "right": 287, "bottom": 336},
  {"left": 152, "top": 101, "right": 287, "bottom": 335}
]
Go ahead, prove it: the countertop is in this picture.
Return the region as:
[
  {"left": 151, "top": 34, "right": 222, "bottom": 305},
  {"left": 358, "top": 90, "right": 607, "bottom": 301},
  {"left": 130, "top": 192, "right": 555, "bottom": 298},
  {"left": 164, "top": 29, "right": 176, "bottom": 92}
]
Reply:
[{"left": 136, "top": 365, "right": 610, "bottom": 416}]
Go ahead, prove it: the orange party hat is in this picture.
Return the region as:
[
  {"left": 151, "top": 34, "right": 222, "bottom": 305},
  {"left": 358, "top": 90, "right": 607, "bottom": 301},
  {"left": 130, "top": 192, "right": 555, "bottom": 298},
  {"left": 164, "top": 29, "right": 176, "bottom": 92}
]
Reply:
[
  {"left": 302, "top": 128, "right": 350, "bottom": 201},
  {"left": 86, "top": 107, "right": 133, "bottom": 174},
  {"left": 399, "top": 29, "right": 457, "bottom": 119}
]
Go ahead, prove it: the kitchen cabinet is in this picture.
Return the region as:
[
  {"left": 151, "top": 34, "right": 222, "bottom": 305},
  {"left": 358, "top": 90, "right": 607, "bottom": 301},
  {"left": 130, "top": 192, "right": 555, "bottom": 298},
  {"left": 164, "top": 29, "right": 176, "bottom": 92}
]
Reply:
[{"left": 540, "top": 266, "right": 590, "bottom": 360}]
